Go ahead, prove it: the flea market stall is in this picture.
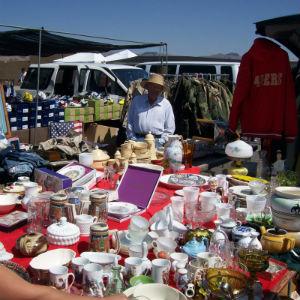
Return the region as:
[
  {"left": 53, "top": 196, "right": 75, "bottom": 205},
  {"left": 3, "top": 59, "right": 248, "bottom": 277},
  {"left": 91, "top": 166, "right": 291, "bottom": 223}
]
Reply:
[{"left": 0, "top": 17, "right": 300, "bottom": 300}]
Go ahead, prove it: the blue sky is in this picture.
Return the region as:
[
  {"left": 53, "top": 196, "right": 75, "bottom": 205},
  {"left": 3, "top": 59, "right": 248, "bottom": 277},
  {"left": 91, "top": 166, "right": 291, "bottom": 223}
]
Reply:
[{"left": 0, "top": 0, "right": 299, "bottom": 58}]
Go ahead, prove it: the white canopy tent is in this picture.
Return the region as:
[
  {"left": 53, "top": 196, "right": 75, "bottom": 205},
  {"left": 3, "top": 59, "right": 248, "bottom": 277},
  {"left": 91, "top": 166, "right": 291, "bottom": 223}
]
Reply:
[
  {"left": 54, "top": 52, "right": 106, "bottom": 63},
  {"left": 104, "top": 49, "right": 137, "bottom": 62},
  {"left": 54, "top": 50, "right": 137, "bottom": 63}
]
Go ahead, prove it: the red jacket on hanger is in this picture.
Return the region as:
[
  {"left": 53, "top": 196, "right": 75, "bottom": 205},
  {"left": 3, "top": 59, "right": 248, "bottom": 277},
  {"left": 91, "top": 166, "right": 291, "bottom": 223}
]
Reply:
[{"left": 229, "top": 38, "right": 297, "bottom": 142}]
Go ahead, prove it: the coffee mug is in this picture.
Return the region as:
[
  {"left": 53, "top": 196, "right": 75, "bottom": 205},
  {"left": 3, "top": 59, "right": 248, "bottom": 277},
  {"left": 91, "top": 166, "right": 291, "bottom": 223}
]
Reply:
[
  {"left": 151, "top": 258, "right": 171, "bottom": 284},
  {"left": 82, "top": 263, "right": 104, "bottom": 297},
  {"left": 200, "top": 191, "right": 219, "bottom": 211},
  {"left": 49, "top": 265, "right": 75, "bottom": 290},
  {"left": 72, "top": 257, "right": 90, "bottom": 285},
  {"left": 124, "top": 257, "right": 144, "bottom": 278},
  {"left": 196, "top": 252, "right": 223, "bottom": 268},
  {"left": 76, "top": 214, "right": 98, "bottom": 236}
]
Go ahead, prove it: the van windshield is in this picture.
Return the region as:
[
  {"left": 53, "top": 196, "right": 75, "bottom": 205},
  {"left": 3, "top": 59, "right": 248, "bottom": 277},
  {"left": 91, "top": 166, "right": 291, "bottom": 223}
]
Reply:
[
  {"left": 21, "top": 67, "right": 54, "bottom": 90},
  {"left": 111, "top": 68, "right": 148, "bottom": 88}
]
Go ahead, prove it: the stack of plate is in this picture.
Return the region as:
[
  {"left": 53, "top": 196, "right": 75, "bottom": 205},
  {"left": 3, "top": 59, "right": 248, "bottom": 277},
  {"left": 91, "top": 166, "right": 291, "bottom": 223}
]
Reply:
[{"left": 228, "top": 186, "right": 267, "bottom": 208}]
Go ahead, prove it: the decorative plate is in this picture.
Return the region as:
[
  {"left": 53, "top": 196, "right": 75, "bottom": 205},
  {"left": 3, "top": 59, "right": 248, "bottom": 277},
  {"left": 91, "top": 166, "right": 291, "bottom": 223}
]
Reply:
[
  {"left": 229, "top": 185, "right": 267, "bottom": 198},
  {"left": 57, "top": 165, "right": 86, "bottom": 182},
  {"left": 159, "top": 174, "right": 208, "bottom": 189},
  {"left": 275, "top": 187, "right": 300, "bottom": 199},
  {"left": 108, "top": 202, "right": 138, "bottom": 218}
]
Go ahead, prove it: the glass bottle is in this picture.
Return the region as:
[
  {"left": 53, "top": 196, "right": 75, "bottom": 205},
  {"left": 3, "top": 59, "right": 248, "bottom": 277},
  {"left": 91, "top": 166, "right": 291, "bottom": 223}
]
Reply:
[{"left": 106, "top": 258, "right": 125, "bottom": 295}]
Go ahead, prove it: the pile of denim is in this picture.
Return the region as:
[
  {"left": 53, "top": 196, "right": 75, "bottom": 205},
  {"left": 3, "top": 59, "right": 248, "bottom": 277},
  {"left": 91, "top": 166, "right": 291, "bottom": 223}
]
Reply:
[{"left": 0, "top": 146, "right": 48, "bottom": 181}]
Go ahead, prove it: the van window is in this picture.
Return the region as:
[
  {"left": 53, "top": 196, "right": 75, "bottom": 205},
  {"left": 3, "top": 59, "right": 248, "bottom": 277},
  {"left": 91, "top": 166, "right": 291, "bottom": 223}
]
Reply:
[
  {"left": 112, "top": 68, "right": 148, "bottom": 88},
  {"left": 78, "top": 69, "right": 88, "bottom": 92},
  {"left": 54, "top": 66, "right": 78, "bottom": 96},
  {"left": 150, "top": 64, "right": 177, "bottom": 75},
  {"left": 179, "top": 65, "right": 216, "bottom": 75},
  {"left": 21, "top": 68, "right": 54, "bottom": 90},
  {"left": 87, "top": 70, "right": 126, "bottom": 96},
  {"left": 220, "top": 66, "right": 233, "bottom": 82}
]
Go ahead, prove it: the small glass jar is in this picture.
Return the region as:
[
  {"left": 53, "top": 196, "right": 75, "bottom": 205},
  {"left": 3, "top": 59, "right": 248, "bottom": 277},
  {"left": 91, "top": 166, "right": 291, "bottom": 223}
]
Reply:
[
  {"left": 88, "top": 191, "right": 109, "bottom": 223},
  {"left": 90, "top": 222, "right": 110, "bottom": 252}
]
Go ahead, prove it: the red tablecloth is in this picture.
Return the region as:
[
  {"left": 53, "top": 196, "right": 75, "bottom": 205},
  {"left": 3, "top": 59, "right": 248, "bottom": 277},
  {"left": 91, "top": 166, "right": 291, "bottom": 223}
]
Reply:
[{"left": 0, "top": 166, "right": 292, "bottom": 293}]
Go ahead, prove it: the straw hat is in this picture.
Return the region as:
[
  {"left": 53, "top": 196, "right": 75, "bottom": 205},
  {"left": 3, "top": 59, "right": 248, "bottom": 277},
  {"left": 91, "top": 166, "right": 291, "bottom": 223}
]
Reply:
[{"left": 141, "top": 73, "right": 165, "bottom": 90}]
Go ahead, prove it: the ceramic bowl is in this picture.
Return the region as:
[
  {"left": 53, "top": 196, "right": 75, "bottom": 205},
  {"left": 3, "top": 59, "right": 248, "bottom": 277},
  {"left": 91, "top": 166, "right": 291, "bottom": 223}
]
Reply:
[
  {"left": 129, "top": 275, "right": 154, "bottom": 286},
  {"left": 248, "top": 180, "right": 266, "bottom": 195},
  {"left": 29, "top": 248, "right": 76, "bottom": 284},
  {"left": 124, "top": 283, "right": 187, "bottom": 300},
  {"left": 0, "top": 193, "right": 18, "bottom": 214},
  {"left": 80, "top": 252, "right": 121, "bottom": 267},
  {"left": 271, "top": 208, "right": 300, "bottom": 232}
]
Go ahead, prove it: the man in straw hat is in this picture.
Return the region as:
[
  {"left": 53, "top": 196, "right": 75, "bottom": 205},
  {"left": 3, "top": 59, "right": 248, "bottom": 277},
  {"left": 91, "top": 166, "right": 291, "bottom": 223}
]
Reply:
[{"left": 126, "top": 73, "right": 175, "bottom": 146}]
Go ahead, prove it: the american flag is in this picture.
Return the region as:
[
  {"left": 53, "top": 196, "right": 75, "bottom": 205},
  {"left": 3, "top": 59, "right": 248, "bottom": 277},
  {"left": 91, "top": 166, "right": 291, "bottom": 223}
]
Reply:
[{"left": 50, "top": 121, "right": 83, "bottom": 138}]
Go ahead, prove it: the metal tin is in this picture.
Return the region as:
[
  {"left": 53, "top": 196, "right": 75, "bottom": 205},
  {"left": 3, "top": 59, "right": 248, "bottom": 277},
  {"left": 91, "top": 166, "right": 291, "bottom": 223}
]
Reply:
[
  {"left": 88, "top": 191, "right": 108, "bottom": 223},
  {"left": 49, "top": 193, "right": 68, "bottom": 223},
  {"left": 89, "top": 222, "right": 110, "bottom": 252}
]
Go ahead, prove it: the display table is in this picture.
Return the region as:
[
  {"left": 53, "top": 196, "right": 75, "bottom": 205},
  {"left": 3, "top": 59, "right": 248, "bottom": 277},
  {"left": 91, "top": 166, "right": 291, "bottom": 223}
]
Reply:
[{"left": 0, "top": 166, "right": 296, "bottom": 297}]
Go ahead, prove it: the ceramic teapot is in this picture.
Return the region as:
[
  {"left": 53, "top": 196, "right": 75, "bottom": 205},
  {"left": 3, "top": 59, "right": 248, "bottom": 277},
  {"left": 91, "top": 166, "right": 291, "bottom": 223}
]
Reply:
[
  {"left": 16, "top": 233, "right": 48, "bottom": 257},
  {"left": 182, "top": 237, "right": 208, "bottom": 258},
  {"left": 260, "top": 226, "right": 296, "bottom": 254}
]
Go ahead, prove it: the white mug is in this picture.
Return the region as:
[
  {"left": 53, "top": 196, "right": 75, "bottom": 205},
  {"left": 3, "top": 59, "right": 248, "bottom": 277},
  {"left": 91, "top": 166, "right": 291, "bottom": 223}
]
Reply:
[
  {"left": 76, "top": 214, "right": 98, "bottom": 236},
  {"left": 196, "top": 252, "right": 223, "bottom": 268},
  {"left": 124, "top": 257, "right": 144, "bottom": 278},
  {"left": 126, "top": 225, "right": 149, "bottom": 244},
  {"left": 82, "top": 263, "right": 104, "bottom": 297},
  {"left": 128, "top": 242, "right": 148, "bottom": 258},
  {"left": 152, "top": 237, "right": 177, "bottom": 254},
  {"left": 72, "top": 257, "right": 90, "bottom": 285},
  {"left": 151, "top": 258, "right": 171, "bottom": 284},
  {"left": 170, "top": 252, "right": 188, "bottom": 272},
  {"left": 200, "top": 191, "right": 219, "bottom": 211},
  {"left": 49, "top": 265, "right": 75, "bottom": 291}
]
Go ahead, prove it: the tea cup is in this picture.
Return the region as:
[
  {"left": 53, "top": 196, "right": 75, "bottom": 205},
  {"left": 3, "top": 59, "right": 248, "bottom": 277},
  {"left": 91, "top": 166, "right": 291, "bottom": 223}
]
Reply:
[
  {"left": 126, "top": 225, "right": 149, "bottom": 244},
  {"left": 130, "top": 216, "right": 149, "bottom": 231},
  {"left": 76, "top": 214, "right": 98, "bottom": 236},
  {"left": 72, "top": 257, "right": 90, "bottom": 286},
  {"left": 152, "top": 237, "right": 177, "bottom": 254},
  {"left": 150, "top": 220, "right": 170, "bottom": 237},
  {"left": 170, "top": 252, "right": 188, "bottom": 272},
  {"left": 49, "top": 265, "right": 75, "bottom": 291},
  {"left": 128, "top": 242, "right": 148, "bottom": 258},
  {"left": 151, "top": 258, "right": 171, "bottom": 284}
]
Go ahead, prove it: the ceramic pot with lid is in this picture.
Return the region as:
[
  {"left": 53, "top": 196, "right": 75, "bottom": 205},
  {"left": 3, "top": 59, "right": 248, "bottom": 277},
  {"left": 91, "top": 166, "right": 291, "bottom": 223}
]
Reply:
[
  {"left": 220, "top": 219, "right": 241, "bottom": 239},
  {"left": 16, "top": 233, "right": 48, "bottom": 257},
  {"left": 92, "top": 146, "right": 110, "bottom": 169},
  {"left": 231, "top": 225, "right": 256, "bottom": 243},
  {"left": 47, "top": 217, "right": 80, "bottom": 246},
  {"left": 260, "top": 226, "right": 295, "bottom": 254},
  {"left": 271, "top": 197, "right": 300, "bottom": 231}
]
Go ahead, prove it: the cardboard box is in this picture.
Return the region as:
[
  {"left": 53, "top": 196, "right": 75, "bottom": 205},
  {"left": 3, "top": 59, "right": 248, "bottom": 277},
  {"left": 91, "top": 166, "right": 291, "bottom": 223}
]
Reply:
[
  {"left": 11, "top": 129, "right": 30, "bottom": 143},
  {"left": 84, "top": 115, "right": 94, "bottom": 123},
  {"left": 84, "top": 107, "right": 94, "bottom": 115},
  {"left": 88, "top": 99, "right": 105, "bottom": 108},
  {"left": 84, "top": 123, "right": 119, "bottom": 144},
  {"left": 107, "top": 105, "right": 113, "bottom": 113},
  {"left": 35, "top": 168, "right": 72, "bottom": 192},
  {"left": 29, "top": 127, "right": 49, "bottom": 144},
  {"left": 113, "top": 104, "right": 120, "bottom": 112}
]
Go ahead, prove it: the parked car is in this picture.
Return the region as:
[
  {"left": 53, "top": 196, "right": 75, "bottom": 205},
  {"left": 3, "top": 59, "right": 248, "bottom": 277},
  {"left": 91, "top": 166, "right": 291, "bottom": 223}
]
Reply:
[{"left": 18, "top": 62, "right": 148, "bottom": 97}]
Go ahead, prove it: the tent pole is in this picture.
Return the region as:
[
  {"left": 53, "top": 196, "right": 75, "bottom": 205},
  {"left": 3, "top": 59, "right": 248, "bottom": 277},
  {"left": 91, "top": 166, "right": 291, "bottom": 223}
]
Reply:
[{"left": 33, "top": 28, "right": 42, "bottom": 146}]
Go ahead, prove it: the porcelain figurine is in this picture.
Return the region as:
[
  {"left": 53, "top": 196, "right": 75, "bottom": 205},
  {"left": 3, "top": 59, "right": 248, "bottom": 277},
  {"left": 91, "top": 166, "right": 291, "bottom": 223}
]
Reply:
[
  {"left": 237, "top": 231, "right": 262, "bottom": 250},
  {"left": 182, "top": 237, "right": 208, "bottom": 258},
  {"left": 16, "top": 233, "right": 48, "bottom": 257}
]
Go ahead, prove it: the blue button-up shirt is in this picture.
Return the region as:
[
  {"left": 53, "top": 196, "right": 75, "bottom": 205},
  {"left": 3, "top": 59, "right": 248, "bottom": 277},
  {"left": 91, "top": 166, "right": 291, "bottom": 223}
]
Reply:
[{"left": 126, "top": 94, "right": 175, "bottom": 144}]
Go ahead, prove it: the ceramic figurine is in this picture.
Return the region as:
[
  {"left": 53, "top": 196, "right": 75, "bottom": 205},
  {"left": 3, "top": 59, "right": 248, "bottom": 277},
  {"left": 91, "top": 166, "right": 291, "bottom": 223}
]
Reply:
[
  {"left": 16, "top": 233, "right": 48, "bottom": 257},
  {"left": 182, "top": 237, "right": 208, "bottom": 258},
  {"left": 237, "top": 231, "right": 262, "bottom": 250},
  {"left": 145, "top": 132, "right": 157, "bottom": 160}
]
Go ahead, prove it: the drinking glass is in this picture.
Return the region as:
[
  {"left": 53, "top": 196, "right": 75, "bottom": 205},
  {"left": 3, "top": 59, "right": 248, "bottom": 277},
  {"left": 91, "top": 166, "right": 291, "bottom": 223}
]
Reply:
[
  {"left": 191, "top": 207, "right": 216, "bottom": 229},
  {"left": 170, "top": 196, "right": 184, "bottom": 223},
  {"left": 215, "top": 203, "right": 232, "bottom": 220},
  {"left": 182, "top": 139, "right": 195, "bottom": 169},
  {"left": 27, "top": 200, "right": 43, "bottom": 233}
]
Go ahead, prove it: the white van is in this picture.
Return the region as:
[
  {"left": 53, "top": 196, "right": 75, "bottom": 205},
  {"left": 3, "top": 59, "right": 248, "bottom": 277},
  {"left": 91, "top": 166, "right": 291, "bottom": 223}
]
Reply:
[
  {"left": 19, "top": 62, "right": 148, "bottom": 97},
  {"left": 136, "top": 60, "right": 240, "bottom": 84}
]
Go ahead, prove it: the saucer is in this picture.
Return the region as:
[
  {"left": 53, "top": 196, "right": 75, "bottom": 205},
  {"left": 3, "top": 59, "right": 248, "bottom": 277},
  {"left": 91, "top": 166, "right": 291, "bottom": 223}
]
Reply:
[
  {"left": 117, "top": 230, "right": 153, "bottom": 255},
  {"left": 229, "top": 185, "right": 267, "bottom": 198}
]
